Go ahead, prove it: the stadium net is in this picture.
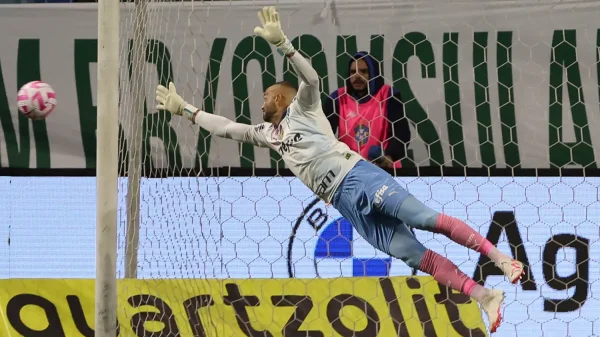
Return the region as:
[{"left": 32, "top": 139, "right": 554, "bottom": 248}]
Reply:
[{"left": 112, "top": 0, "right": 600, "bottom": 336}]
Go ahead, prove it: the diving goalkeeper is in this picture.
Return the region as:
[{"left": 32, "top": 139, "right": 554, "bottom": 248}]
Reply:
[{"left": 155, "top": 6, "right": 523, "bottom": 334}]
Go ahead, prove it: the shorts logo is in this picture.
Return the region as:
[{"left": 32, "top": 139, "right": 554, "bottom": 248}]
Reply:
[{"left": 374, "top": 185, "right": 388, "bottom": 205}]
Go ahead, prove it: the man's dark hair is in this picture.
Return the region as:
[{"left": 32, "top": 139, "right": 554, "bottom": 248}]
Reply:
[{"left": 275, "top": 80, "right": 298, "bottom": 91}]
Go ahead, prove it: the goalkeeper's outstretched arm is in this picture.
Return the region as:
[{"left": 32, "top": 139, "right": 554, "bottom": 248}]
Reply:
[
  {"left": 254, "top": 6, "right": 321, "bottom": 109},
  {"left": 155, "top": 83, "right": 267, "bottom": 146},
  {"left": 191, "top": 109, "right": 254, "bottom": 143},
  {"left": 286, "top": 53, "right": 320, "bottom": 108}
]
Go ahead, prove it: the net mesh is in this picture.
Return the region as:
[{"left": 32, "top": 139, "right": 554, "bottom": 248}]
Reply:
[{"left": 113, "top": 0, "right": 599, "bottom": 336}]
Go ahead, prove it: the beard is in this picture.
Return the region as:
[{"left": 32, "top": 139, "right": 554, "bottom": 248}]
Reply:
[
  {"left": 262, "top": 103, "right": 277, "bottom": 122},
  {"left": 263, "top": 110, "right": 276, "bottom": 122},
  {"left": 352, "top": 80, "right": 366, "bottom": 91}
]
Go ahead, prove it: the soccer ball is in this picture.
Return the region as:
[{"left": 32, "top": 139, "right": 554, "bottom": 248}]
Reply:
[{"left": 17, "top": 81, "right": 57, "bottom": 120}]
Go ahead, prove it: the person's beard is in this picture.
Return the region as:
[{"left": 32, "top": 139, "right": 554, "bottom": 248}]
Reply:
[
  {"left": 263, "top": 103, "right": 277, "bottom": 122},
  {"left": 352, "top": 80, "right": 367, "bottom": 98}
]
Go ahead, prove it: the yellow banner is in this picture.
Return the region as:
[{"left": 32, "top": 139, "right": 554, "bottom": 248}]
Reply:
[{"left": 0, "top": 277, "right": 486, "bottom": 337}]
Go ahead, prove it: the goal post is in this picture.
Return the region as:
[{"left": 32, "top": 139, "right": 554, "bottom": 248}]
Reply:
[{"left": 95, "top": 0, "right": 119, "bottom": 335}]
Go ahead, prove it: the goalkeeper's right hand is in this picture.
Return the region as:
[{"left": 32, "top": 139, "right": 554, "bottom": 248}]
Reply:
[{"left": 156, "top": 82, "right": 197, "bottom": 121}]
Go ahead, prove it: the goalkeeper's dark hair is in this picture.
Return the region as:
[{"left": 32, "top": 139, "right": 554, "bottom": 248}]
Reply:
[{"left": 275, "top": 80, "right": 298, "bottom": 91}]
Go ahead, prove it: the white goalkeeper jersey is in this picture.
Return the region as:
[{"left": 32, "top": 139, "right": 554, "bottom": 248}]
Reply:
[
  {"left": 193, "top": 52, "right": 361, "bottom": 202},
  {"left": 240, "top": 93, "right": 361, "bottom": 203}
]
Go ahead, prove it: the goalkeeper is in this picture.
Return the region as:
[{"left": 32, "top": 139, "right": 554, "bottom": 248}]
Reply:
[{"left": 156, "top": 6, "right": 523, "bottom": 334}]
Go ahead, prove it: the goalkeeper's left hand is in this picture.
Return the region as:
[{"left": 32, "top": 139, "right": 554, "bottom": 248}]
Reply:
[{"left": 254, "top": 6, "right": 295, "bottom": 55}]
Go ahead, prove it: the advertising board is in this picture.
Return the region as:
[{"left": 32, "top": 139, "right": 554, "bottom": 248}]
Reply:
[
  {"left": 0, "top": 277, "right": 487, "bottom": 337},
  {"left": 0, "top": 175, "right": 598, "bottom": 336}
]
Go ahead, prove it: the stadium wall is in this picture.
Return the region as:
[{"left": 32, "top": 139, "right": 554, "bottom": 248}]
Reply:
[{"left": 1, "top": 2, "right": 600, "bottom": 170}]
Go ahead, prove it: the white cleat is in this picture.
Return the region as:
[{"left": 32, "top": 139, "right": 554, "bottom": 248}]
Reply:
[
  {"left": 481, "top": 289, "right": 505, "bottom": 334},
  {"left": 498, "top": 259, "right": 525, "bottom": 284}
]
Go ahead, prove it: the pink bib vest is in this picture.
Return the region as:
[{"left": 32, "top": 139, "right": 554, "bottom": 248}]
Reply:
[{"left": 337, "top": 84, "right": 402, "bottom": 168}]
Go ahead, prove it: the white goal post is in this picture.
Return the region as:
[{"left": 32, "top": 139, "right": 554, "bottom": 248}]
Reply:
[{"left": 95, "top": 0, "right": 119, "bottom": 336}]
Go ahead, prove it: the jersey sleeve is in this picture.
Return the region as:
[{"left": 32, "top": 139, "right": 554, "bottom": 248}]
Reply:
[
  {"left": 288, "top": 52, "right": 321, "bottom": 112},
  {"left": 296, "top": 81, "right": 321, "bottom": 111},
  {"left": 238, "top": 123, "right": 271, "bottom": 148},
  {"left": 193, "top": 110, "right": 271, "bottom": 148}
]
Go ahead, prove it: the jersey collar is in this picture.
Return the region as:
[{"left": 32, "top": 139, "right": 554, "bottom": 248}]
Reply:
[{"left": 274, "top": 107, "right": 290, "bottom": 127}]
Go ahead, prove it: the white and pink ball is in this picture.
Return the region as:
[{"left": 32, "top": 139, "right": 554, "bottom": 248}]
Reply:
[{"left": 17, "top": 81, "right": 57, "bottom": 120}]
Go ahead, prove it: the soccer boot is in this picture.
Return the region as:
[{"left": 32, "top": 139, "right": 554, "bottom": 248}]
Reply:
[
  {"left": 498, "top": 259, "right": 524, "bottom": 284},
  {"left": 481, "top": 289, "right": 505, "bottom": 334}
]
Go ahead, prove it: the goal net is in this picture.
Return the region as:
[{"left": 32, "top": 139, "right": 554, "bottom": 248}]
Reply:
[{"left": 119, "top": 0, "right": 597, "bottom": 336}]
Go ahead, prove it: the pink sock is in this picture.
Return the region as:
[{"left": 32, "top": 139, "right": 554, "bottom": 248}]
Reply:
[
  {"left": 419, "top": 249, "right": 488, "bottom": 302},
  {"left": 435, "top": 214, "right": 500, "bottom": 259}
]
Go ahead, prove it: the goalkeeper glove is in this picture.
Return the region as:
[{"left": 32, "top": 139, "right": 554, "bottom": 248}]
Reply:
[
  {"left": 253, "top": 6, "right": 296, "bottom": 55},
  {"left": 155, "top": 82, "right": 197, "bottom": 121}
]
